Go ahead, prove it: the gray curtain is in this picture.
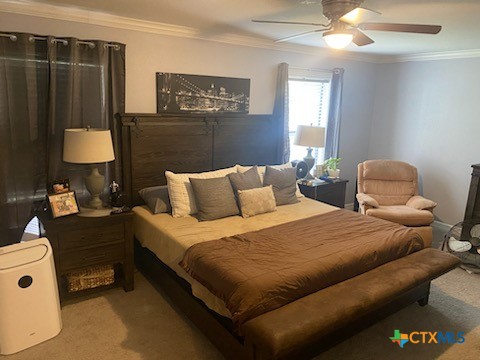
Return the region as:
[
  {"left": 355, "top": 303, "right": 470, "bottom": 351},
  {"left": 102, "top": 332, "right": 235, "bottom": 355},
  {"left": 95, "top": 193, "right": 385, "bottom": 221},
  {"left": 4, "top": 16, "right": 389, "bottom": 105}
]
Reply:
[
  {"left": 324, "top": 68, "right": 344, "bottom": 160},
  {"left": 273, "top": 62, "right": 290, "bottom": 163},
  {"left": 0, "top": 33, "right": 125, "bottom": 245},
  {"left": 0, "top": 34, "right": 48, "bottom": 244}
]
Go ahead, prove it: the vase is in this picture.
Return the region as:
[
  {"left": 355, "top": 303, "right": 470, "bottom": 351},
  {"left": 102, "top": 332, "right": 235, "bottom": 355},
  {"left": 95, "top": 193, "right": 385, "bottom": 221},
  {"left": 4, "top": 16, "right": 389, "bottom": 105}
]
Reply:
[{"left": 328, "top": 169, "right": 340, "bottom": 178}]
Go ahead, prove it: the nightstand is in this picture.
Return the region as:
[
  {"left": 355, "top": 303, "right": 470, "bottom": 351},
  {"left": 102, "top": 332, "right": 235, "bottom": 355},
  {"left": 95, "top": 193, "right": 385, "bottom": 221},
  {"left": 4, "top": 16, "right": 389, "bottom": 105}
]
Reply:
[
  {"left": 37, "top": 211, "right": 134, "bottom": 301},
  {"left": 299, "top": 179, "right": 349, "bottom": 208}
]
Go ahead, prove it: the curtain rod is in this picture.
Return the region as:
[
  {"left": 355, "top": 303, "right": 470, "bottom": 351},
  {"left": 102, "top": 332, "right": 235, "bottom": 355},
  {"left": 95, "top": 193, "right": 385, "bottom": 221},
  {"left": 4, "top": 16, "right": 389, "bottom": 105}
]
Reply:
[
  {"left": 290, "top": 66, "right": 333, "bottom": 73},
  {"left": 0, "top": 32, "right": 120, "bottom": 50},
  {"left": 0, "top": 33, "right": 17, "bottom": 41}
]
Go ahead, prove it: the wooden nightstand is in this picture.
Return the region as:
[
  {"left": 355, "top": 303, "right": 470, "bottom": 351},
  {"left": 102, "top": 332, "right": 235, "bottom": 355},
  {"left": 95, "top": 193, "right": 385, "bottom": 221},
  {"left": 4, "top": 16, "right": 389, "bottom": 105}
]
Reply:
[
  {"left": 37, "top": 211, "right": 134, "bottom": 301},
  {"left": 298, "top": 179, "right": 349, "bottom": 208}
]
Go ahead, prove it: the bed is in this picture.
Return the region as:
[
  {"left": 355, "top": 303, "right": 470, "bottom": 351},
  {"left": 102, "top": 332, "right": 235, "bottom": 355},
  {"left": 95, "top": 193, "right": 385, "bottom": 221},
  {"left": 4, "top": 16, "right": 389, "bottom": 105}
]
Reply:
[{"left": 118, "top": 113, "right": 460, "bottom": 359}]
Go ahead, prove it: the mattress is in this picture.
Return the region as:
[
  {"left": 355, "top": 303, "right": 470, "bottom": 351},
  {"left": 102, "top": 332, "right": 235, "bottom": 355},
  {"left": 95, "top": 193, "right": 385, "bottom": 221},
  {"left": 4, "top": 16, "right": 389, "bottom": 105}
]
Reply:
[{"left": 133, "top": 197, "right": 337, "bottom": 317}]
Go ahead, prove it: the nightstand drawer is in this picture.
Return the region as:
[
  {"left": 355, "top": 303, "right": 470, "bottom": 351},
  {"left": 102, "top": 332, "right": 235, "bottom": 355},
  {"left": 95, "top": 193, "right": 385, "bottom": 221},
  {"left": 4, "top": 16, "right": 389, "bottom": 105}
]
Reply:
[
  {"left": 59, "top": 224, "right": 124, "bottom": 250},
  {"left": 60, "top": 243, "right": 125, "bottom": 271}
]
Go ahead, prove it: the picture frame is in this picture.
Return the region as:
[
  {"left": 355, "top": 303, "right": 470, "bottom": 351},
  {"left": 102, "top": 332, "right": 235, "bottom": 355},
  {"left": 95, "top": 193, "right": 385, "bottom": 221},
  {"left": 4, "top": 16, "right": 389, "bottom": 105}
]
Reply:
[
  {"left": 48, "top": 178, "right": 70, "bottom": 194},
  {"left": 156, "top": 72, "right": 250, "bottom": 113},
  {"left": 48, "top": 191, "right": 79, "bottom": 218}
]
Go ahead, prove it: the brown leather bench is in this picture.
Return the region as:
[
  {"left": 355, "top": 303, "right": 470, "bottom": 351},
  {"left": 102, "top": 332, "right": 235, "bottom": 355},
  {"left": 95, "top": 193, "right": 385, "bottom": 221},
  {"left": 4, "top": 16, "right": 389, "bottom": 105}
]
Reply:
[{"left": 242, "top": 248, "right": 460, "bottom": 360}]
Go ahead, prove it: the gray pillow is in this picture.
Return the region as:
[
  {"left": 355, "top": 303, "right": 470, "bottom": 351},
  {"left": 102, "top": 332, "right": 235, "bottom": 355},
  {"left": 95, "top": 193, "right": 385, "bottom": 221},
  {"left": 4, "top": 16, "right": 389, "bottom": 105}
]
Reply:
[
  {"left": 227, "top": 165, "right": 262, "bottom": 195},
  {"left": 190, "top": 177, "right": 239, "bottom": 221},
  {"left": 138, "top": 185, "right": 172, "bottom": 214},
  {"left": 263, "top": 166, "right": 300, "bottom": 206}
]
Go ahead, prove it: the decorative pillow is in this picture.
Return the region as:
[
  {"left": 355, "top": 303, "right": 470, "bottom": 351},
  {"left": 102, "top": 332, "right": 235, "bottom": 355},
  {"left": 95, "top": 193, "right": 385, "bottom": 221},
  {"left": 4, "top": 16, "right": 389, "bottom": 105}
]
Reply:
[
  {"left": 237, "top": 163, "right": 291, "bottom": 182},
  {"left": 238, "top": 186, "right": 276, "bottom": 218},
  {"left": 138, "top": 185, "right": 171, "bottom": 214},
  {"left": 227, "top": 165, "right": 263, "bottom": 195},
  {"left": 263, "top": 166, "right": 300, "bottom": 206},
  {"left": 190, "top": 177, "right": 239, "bottom": 221},
  {"left": 166, "top": 166, "right": 237, "bottom": 218},
  {"left": 237, "top": 163, "right": 304, "bottom": 198}
]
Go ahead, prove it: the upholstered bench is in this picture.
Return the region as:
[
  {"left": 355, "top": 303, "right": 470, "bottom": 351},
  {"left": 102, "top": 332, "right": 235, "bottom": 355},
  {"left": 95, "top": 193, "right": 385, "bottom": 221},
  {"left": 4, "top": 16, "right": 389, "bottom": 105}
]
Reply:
[{"left": 242, "top": 249, "right": 460, "bottom": 360}]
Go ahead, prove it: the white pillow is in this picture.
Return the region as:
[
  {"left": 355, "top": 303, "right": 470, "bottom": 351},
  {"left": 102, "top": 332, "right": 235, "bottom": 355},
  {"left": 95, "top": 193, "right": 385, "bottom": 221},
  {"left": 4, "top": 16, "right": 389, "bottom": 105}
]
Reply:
[
  {"left": 237, "top": 163, "right": 304, "bottom": 198},
  {"left": 166, "top": 166, "right": 237, "bottom": 217}
]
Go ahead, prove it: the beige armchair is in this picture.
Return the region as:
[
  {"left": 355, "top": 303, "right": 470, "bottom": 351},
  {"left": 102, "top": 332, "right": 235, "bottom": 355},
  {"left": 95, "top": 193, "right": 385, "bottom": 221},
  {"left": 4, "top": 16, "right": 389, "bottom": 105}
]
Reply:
[{"left": 356, "top": 160, "right": 437, "bottom": 246}]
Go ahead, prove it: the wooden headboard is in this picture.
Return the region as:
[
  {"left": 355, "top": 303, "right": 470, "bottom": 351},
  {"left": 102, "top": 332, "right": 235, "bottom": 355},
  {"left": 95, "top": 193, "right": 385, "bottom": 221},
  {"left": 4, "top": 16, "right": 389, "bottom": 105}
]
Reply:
[{"left": 118, "top": 113, "right": 280, "bottom": 206}]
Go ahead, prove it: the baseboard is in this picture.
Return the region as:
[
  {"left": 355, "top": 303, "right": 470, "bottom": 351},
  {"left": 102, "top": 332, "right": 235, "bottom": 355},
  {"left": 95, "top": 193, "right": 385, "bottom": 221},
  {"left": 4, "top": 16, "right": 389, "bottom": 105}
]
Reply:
[
  {"left": 432, "top": 220, "right": 453, "bottom": 234},
  {"left": 345, "top": 203, "right": 354, "bottom": 211}
]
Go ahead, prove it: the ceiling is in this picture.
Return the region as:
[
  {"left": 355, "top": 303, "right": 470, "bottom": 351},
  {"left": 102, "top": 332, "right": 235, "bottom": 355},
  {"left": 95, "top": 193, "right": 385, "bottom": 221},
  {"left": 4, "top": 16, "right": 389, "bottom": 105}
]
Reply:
[{"left": 6, "top": 0, "right": 480, "bottom": 56}]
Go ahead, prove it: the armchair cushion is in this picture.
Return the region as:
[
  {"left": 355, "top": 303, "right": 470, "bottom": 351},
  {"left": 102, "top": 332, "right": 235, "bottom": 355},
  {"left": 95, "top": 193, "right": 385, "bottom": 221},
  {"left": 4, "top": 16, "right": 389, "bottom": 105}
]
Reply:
[
  {"left": 366, "top": 205, "right": 434, "bottom": 227},
  {"left": 356, "top": 193, "right": 379, "bottom": 208},
  {"left": 406, "top": 196, "right": 437, "bottom": 211}
]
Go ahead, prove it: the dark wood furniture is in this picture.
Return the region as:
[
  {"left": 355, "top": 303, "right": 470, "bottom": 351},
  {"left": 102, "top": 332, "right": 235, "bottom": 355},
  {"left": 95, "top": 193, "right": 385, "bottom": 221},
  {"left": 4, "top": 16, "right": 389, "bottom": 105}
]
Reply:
[
  {"left": 459, "top": 164, "right": 480, "bottom": 240},
  {"left": 298, "top": 179, "right": 348, "bottom": 208},
  {"left": 118, "top": 113, "right": 280, "bottom": 206},
  {"left": 464, "top": 164, "right": 480, "bottom": 221},
  {"left": 117, "top": 113, "right": 459, "bottom": 360},
  {"left": 38, "top": 211, "right": 134, "bottom": 301}
]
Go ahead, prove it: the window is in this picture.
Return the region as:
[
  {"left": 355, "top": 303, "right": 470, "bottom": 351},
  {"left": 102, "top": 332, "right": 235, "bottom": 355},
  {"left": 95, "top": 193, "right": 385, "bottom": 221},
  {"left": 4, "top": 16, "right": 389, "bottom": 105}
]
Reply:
[{"left": 288, "top": 70, "right": 331, "bottom": 165}]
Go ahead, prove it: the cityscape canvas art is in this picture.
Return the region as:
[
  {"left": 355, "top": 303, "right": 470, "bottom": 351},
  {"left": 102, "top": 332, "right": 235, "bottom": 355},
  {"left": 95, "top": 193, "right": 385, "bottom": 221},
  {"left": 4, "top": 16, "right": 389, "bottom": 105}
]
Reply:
[{"left": 156, "top": 72, "right": 250, "bottom": 113}]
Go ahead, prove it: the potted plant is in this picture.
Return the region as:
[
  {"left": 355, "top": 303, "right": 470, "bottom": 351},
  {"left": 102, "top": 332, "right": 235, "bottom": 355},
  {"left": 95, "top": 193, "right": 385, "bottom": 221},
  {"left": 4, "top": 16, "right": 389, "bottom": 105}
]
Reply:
[{"left": 324, "top": 157, "right": 342, "bottom": 178}]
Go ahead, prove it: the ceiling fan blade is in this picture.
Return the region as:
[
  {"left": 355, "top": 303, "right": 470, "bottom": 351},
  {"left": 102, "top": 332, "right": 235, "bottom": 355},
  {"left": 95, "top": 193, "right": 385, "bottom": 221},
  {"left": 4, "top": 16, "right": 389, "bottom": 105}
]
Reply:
[
  {"left": 339, "top": 7, "right": 381, "bottom": 25},
  {"left": 252, "top": 19, "right": 329, "bottom": 27},
  {"left": 352, "top": 29, "right": 374, "bottom": 46},
  {"left": 358, "top": 23, "right": 442, "bottom": 34},
  {"left": 275, "top": 29, "right": 325, "bottom": 43}
]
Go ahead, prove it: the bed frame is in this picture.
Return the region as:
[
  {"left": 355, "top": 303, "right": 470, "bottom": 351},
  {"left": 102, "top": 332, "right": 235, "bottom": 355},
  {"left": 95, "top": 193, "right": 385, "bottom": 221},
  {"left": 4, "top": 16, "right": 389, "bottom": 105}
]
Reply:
[{"left": 118, "top": 113, "right": 460, "bottom": 359}]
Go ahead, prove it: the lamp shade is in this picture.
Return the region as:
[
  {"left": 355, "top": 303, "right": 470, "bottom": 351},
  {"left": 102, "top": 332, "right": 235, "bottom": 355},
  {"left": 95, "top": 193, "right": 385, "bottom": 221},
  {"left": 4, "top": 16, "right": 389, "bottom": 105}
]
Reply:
[
  {"left": 63, "top": 128, "right": 115, "bottom": 164},
  {"left": 293, "top": 125, "right": 325, "bottom": 148}
]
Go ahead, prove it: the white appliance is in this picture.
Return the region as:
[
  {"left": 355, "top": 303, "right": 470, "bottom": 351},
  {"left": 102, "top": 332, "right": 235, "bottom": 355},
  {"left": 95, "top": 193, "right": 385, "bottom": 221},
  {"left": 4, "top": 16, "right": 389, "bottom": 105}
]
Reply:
[{"left": 0, "top": 238, "right": 62, "bottom": 355}]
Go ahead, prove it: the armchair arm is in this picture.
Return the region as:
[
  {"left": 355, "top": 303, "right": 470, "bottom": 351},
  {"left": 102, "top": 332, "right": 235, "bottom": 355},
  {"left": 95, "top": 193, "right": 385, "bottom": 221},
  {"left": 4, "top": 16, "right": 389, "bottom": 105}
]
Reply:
[
  {"left": 406, "top": 195, "right": 437, "bottom": 211},
  {"left": 356, "top": 193, "right": 379, "bottom": 209}
]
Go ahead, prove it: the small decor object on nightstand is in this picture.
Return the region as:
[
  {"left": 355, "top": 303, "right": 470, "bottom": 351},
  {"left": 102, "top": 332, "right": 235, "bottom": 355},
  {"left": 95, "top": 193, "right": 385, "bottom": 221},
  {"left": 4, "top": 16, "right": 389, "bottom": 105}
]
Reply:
[
  {"left": 295, "top": 161, "right": 310, "bottom": 180},
  {"left": 324, "top": 157, "right": 342, "bottom": 178},
  {"left": 47, "top": 191, "right": 79, "bottom": 218},
  {"left": 63, "top": 127, "right": 115, "bottom": 217},
  {"left": 110, "top": 180, "right": 125, "bottom": 209},
  {"left": 48, "top": 178, "right": 70, "bottom": 194}
]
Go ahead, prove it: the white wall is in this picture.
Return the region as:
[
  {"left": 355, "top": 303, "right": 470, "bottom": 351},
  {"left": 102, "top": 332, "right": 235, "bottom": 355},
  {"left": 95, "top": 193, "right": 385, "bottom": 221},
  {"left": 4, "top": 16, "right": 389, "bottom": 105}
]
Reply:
[
  {"left": 369, "top": 58, "right": 480, "bottom": 225},
  {"left": 0, "top": 12, "right": 378, "bottom": 204}
]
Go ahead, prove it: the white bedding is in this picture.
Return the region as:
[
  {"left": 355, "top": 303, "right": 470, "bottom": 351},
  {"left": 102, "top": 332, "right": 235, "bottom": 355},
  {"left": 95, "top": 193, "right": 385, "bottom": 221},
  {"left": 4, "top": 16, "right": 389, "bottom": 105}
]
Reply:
[{"left": 133, "top": 197, "right": 337, "bottom": 317}]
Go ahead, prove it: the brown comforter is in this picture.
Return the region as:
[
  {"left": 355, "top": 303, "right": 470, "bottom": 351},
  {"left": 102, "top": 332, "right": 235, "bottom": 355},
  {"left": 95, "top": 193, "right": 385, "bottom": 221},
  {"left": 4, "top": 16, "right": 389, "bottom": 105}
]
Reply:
[{"left": 180, "top": 209, "right": 424, "bottom": 330}]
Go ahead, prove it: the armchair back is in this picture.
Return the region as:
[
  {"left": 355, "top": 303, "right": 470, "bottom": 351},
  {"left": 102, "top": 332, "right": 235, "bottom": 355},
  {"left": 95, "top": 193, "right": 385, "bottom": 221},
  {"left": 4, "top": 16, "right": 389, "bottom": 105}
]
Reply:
[{"left": 358, "top": 160, "right": 419, "bottom": 206}]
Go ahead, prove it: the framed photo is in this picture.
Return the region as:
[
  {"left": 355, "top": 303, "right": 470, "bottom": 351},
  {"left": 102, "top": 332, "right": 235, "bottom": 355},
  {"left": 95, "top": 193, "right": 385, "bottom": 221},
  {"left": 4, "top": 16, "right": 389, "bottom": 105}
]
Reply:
[
  {"left": 156, "top": 72, "right": 250, "bottom": 113},
  {"left": 48, "top": 178, "right": 70, "bottom": 194},
  {"left": 48, "top": 191, "right": 79, "bottom": 218}
]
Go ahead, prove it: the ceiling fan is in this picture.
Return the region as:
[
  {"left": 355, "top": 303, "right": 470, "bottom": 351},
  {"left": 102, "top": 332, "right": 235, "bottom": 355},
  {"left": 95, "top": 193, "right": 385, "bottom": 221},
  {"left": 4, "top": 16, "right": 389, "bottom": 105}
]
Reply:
[{"left": 252, "top": 0, "right": 442, "bottom": 49}]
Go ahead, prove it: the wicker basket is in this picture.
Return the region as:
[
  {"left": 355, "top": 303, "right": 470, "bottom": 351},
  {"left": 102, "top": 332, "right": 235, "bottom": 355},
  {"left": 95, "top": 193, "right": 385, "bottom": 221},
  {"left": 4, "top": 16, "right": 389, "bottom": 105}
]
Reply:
[{"left": 66, "top": 265, "right": 115, "bottom": 292}]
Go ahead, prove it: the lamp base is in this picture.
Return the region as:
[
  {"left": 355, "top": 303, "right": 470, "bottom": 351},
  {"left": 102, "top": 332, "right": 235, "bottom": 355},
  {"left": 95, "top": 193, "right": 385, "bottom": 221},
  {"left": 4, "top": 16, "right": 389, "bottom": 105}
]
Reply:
[
  {"left": 85, "top": 167, "right": 105, "bottom": 209},
  {"left": 78, "top": 207, "right": 112, "bottom": 217},
  {"left": 303, "top": 148, "right": 315, "bottom": 179}
]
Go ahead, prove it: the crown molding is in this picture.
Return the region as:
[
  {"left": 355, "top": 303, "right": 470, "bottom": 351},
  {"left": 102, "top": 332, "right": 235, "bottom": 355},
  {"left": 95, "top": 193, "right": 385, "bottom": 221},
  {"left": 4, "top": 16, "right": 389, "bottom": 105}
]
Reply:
[
  {"left": 380, "top": 49, "right": 480, "bottom": 63},
  {"left": 4, "top": 1, "right": 477, "bottom": 64},
  {"left": 0, "top": 0, "right": 380, "bottom": 63}
]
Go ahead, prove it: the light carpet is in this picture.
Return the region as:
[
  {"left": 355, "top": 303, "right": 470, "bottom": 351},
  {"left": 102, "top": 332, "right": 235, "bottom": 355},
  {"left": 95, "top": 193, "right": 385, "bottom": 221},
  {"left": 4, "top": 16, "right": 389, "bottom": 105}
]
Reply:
[{"left": 4, "top": 238, "right": 480, "bottom": 359}]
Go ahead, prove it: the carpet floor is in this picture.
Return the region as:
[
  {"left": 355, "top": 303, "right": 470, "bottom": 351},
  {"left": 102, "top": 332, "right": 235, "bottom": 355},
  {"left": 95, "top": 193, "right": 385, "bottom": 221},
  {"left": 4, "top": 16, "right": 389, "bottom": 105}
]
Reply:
[{"left": 4, "top": 237, "right": 480, "bottom": 359}]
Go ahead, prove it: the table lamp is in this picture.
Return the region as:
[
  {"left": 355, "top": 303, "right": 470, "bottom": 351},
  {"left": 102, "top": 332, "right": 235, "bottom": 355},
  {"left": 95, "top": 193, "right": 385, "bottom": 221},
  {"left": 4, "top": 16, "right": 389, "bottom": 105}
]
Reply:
[
  {"left": 293, "top": 125, "right": 325, "bottom": 178},
  {"left": 63, "top": 128, "right": 115, "bottom": 217}
]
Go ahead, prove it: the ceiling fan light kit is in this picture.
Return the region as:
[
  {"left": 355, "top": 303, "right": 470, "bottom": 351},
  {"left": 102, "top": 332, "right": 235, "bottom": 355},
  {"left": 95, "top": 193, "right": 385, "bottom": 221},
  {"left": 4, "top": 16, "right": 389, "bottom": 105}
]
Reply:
[
  {"left": 253, "top": 0, "right": 442, "bottom": 50},
  {"left": 323, "top": 30, "right": 354, "bottom": 49}
]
